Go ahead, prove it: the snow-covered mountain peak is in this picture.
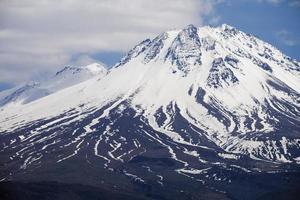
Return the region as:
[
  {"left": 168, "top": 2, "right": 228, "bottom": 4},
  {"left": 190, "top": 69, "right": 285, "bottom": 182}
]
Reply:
[
  {"left": 176, "top": 24, "right": 199, "bottom": 39},
  {"left": 115, "top": 24, "right": 299, "bottom": 89},
  {"left": 102, "top": 25, "right": 299, "bottom": 163},
  {"left": 1, "top": 24, "right": 300, "bottom": 190},
  {"left": 84, "top": 62, "right": 108, "bottom": 74},
  {"left": 220, "top": 23, "right": 238, "bottom": 32},
  {"left": 165, "top": 24, "right": 202, "bottom": 71},
  {"left": 55, "top": 62, "right": 108, "bottom": 77},
  {"left": 0, "top": 62, "right": 108, "bottom": 107}
]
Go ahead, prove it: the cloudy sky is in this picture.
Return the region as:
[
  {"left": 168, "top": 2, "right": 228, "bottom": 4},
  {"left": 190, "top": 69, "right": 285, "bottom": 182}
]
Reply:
[{"left": 0, "top": 0, "right": 299, "bottom": 90}]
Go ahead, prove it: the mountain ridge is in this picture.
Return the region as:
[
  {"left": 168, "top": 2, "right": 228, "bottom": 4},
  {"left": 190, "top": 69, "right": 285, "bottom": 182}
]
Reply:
[
  {"left": 0, "top": 24, "right": 300, "bottom": 199},
  {"left": 0, "top": 62, "right": 108, "bottom": 107}
]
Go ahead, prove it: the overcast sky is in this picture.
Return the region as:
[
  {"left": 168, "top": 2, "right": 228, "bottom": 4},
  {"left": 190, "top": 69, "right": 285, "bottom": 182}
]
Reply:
[{"left": 0, "top": 0, "right": 299, "bottom": 90}]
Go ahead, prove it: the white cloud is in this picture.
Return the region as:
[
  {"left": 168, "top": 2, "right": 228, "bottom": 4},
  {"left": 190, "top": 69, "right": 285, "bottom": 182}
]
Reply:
[
  {"left": 256, "top": 0, "right": 282, "bottom": 4},
  {"left": 275, "top": 30, "right": 298, "bottom": 46},
  {"left": 0, "top": 0, "right": 217, "bottom": 85},
  {"left": 265, "top": 0, "right": 282, "bottom": 4},
  {"left": 208, "top": 16, "right": 222, "bottom": 25},
  {"left": 288, "top": 0, "right": 300, "bottom": 7},
  {"left": 71, "top": 55, "right": 106, "bottom": 67},
  {"left": 256, "top": 0, "right": 300, "bottom": 6}
]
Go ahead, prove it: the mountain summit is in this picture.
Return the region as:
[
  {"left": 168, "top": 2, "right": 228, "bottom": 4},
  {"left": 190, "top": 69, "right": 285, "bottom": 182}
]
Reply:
[
  {"left": 0, "top": 24, "right": 300, "bottom": 199},
  {"left": 0, "top": 62, "right": 108, "bottom": 107}
]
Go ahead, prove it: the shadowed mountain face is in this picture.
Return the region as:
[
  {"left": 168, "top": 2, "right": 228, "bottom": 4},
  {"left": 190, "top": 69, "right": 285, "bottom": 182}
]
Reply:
[{"left": 0, "top": 24, "right": 300, "bottom": 199}]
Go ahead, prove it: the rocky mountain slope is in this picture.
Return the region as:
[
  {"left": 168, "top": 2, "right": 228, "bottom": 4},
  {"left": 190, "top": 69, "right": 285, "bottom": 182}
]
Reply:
[{"left": 0, "top": 24, "right": 300, "bottom": 199}]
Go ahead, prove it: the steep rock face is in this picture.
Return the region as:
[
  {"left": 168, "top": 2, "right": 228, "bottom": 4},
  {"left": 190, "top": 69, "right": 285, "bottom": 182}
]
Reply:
[
  {"left": 165, "top": 25, "right": 202, "bottom": 73},
  {"left": 0, "top": 24, "right": 300, "bottom": 199},
  {"left": 144, "top": 32, "right": 168, "bottom": 63},
  {"left": 224, "top": 55, "right": 239, "bottom": 68},
  {"left": 114, "top": 39, "right": 151, "bottom": 67},
  {"left": 207, "top": 58, "right": 239, "bottom": 88}
]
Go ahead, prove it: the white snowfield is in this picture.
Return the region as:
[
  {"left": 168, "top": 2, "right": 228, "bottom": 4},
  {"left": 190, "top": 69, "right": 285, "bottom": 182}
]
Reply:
[
  {"left": 0, "top": 24, "right": 300, "bottom": 165},
  {"left": 0, "top": 62, "right": 108, "bottom": 107}
]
